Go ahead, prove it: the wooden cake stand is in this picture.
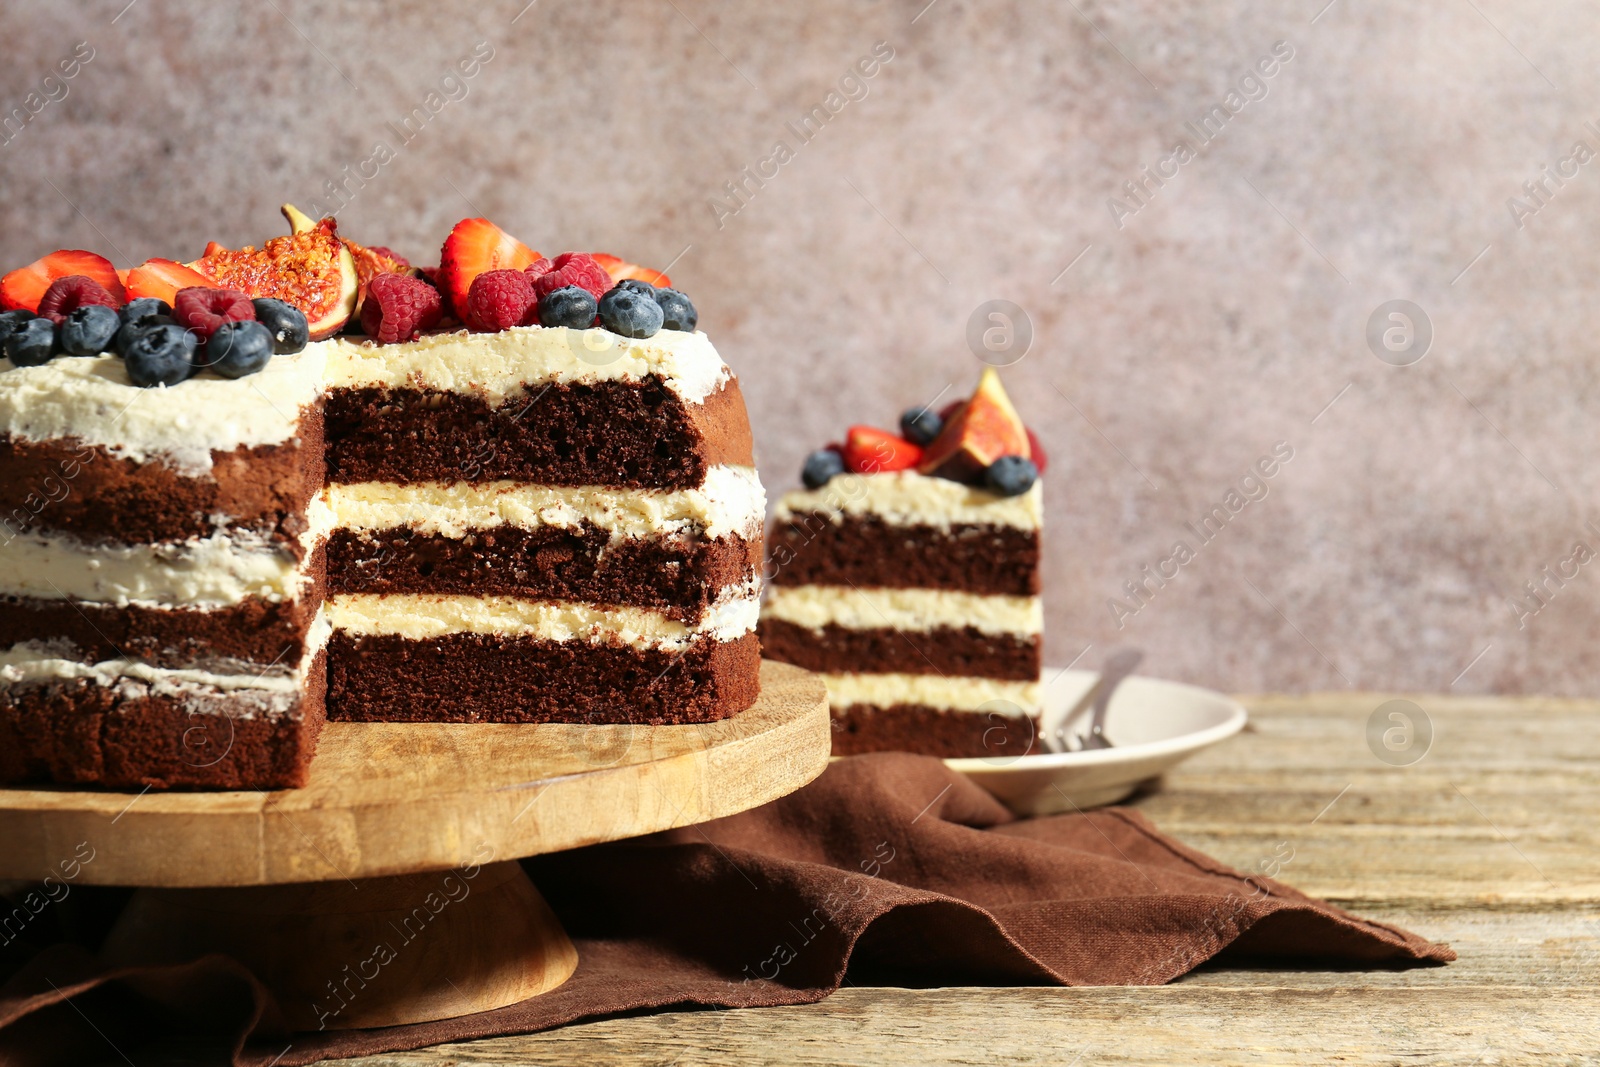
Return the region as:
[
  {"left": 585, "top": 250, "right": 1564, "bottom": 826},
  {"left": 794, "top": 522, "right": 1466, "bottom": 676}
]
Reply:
[{"left": 0, "top": 660, "right": 830, "bottom": 1031}]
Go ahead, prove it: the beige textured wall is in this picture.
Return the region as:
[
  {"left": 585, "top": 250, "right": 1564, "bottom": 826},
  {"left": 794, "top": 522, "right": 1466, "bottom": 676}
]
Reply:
[{"left": 2, "top": 1, "right": 1595, "bottom": 696}]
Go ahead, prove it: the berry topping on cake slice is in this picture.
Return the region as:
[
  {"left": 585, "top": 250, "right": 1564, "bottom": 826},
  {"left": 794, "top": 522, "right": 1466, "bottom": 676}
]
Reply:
[
  {"left": 1, "top": 250, "right": 125, "bottom": 313},
  {"left": 842, "top": 425, "right": 924, "bottom": 474},
  {"left": 592, "top": 253, "right": 672, "bottom": 289},
  {"left": 124, "top": 258, "right": 217, "bottom": 305},
  {"left": 438, "top": 218, "right": 540, "bottom": 318},
  {"left": 918, "top": 367, "right": 1032, "bottom": 482},
  {"left": 361, "top": 272, "right": 443, "bottom": 343},
  {"left": 36, "top": 275, "right": 120, "bottom": 325},
  {"left": 190, "top": 206, "right": 358, "bottom": 340},
  {"left": 527, "top": 252, "right": 613, "bottom": 301}
]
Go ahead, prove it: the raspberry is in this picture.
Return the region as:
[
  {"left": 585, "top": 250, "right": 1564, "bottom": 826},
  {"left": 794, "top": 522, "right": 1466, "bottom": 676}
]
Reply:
[
  {"left": 527, "top": 253, "right": 612, "bottom": 302},
  {"left": 464, "top": 269, "right": 536, "bottom": 332},
  {"left": 361, "top": 273, "right": 443, "bottom": 343},
  {"left": 172, "top": 287, "right": 255, "bottom": 343},
  {"left": 36, "top": 275, "right": 119, "bottom": 325}
]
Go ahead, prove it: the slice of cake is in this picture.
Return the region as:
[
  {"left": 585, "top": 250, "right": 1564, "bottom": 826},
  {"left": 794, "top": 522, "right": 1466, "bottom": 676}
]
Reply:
[
  {"left": 0, "top": 213, "right": 767, "bottom": 790},
  {"left": 0, "top": 300, "right": 328, "bottom": 789},
  {"left": 760, "top": 368, "right": 1043, "bottom": 758},
  {"left": 317, "top": 223, "right": 764, "bottom": 726},
  {"left": 320, "top": 322, "right": 764, "bottom": 724}
]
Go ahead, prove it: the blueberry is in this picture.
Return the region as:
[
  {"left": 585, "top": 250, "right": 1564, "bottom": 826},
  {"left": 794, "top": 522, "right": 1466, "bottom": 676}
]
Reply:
[
  {"left": 2, "top": 318, "right": 58, "bottom": 367},
  {"left": 0, "top": 309, "right": 34, "bottom": 344},
  {"left": 119, "top": 297, "right": 172, "bottom": 325},
  {"left": 251, "top": 298, "right": 309, "bottom": 354},
  {"left": 614, "top": 279, "right": 658, "bottom": 299},
  {"left": 538, "top": 285, "right": 598, "bottom": 329},
  {"left": 899, "top": 406, "right": 943, "bottom": 446},
  {"left": 115, "top": 313, "right": 177, "bottom": 358},
  {"left": 801, "top": 448, "right": 846, "bottom": 489},
  {"left": 59, "top": 304, "right": 121, "bottom": 356},
  {"left": 655, "top": 288, "right": 698, "bottom": 332},
  {"left": 597, "top": 286, "right": 664, "bottom": 339},
  {"left": 983, "top": 455, "right": 1039, "bottom": 497},
  {"left": 123, "top": 323, "right": 197, "bottom": 387},
  {"left": 207, "top": 320, "right": 275, "bottom": 379}
]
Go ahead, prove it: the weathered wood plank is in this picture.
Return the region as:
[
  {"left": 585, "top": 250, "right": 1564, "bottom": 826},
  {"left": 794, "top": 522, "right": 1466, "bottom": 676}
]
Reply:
[{"left": 268, "top": 987, "right": 1600, "bottom": 1066}]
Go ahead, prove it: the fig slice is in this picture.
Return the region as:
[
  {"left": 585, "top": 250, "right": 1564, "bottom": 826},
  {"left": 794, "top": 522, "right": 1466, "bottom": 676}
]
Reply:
[
  {"left": 918, "top": 367, "right": 1032, "bottom": 482},
  {"left": 282, "top": 203, "right": 416, "bottom": 317},
  {"left": 188, "top": 205, "right": 358, "bottom": 340}
]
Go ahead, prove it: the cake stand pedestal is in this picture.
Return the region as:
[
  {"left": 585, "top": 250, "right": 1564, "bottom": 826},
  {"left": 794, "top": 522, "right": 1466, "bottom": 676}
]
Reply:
[{"left": 0, "top": 660, "right": 830, "bottom": 1031}]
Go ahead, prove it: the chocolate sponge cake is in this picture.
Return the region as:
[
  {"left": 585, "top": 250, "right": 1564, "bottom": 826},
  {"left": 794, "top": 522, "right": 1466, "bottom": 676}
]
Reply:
[
  {"left": 760, "top": 369, "right": 1043, "bottom": 759},
  {"left": 320, "top": 326, "right": 764, "bottom": 725},
  {"left": 0, "top": 347, "right": 330, "bottom": 790},
  {"left": 0, "top": 214, "right": 766, "bottom": 789}
]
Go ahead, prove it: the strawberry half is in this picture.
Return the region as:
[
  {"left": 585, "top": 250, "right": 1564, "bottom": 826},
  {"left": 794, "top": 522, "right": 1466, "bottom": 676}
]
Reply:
[
  {"left": 438, "top": 219, "right": 539, "bottom": 318},
  {"left": 842, "top": 425, "right": 923, "bottom": 474},
  {"left": 1025, "top": 426, "right": 1048, "bottom": 473},
  {"left": 125, "top": 258, "right": 216, "bottom": 305},
  {"left": 1, "top": 250, "right": 125, "bottom": 313},
  {"left": 592, "top": 253, "right": 671, "bottom": 289}
]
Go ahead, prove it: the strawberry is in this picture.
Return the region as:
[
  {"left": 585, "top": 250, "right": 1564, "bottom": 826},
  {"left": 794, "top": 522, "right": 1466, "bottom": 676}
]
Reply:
[
  {"left": 438, "top": 219, "right": 539, "bottom": 318},
  {"left": 1, "top": 250, "right": 125, "bottom": 313},
  {"left": 1025, "top": 427, "right": 1048, "bottom": 473},
  {"left": 124, "top": 259, "right": 216, "bottom": 306},
  {"left": 592, "top": 253, "right": 671, "bottom": 289},
  {"left": 841, "top": 425, "right": 923, "bottom": 474}
]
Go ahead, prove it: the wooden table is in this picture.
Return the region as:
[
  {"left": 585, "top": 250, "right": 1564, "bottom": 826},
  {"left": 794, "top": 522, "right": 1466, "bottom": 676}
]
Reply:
[{"left": 139, "top": 693, "right": 1600, "bottom": 1064}]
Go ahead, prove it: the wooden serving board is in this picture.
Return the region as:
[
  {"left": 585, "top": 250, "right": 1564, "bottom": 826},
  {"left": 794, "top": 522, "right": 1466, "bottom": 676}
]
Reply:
[{"left": 0, "top": 660, "right": 830, "bottom": 888}]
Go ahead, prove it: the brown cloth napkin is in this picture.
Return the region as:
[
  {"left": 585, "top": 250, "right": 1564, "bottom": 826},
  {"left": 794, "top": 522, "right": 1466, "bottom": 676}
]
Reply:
[{"left": 0, "top": 754, "right": 1452, "bottom": 1066}]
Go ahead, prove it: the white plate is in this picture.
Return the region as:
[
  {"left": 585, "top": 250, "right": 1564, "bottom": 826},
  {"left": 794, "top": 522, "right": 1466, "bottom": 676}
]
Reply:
[{"left": 946, "top": 667, "right": 1247, "bottom": 814}]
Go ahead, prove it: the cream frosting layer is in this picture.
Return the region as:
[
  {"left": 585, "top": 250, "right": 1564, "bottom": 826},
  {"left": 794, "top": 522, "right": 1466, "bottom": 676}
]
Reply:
[
  {"left": 329, "top": 587, "right": 759, "bottom": 651},
  {"left": 0, "top": 608, "right": 330, "bottom": 717},
  {"left": 323, "top": 325, "right": 731, "bottom": 406},
  {"left": 0, "top": 347, "right": 327, "bottom": 477},
  {"left": 819, "top": 671, "right": 1042, "bottom": 714},
  {"left": 328, "top": 464, "right": 765, "bottom": 542},
  {"left": 763, "top": 585, "right": 1041, "bottom": 636},
  {"left": 774, "top": 471, "right": 1041, "bottom": 531},
  {"left": 0, "top": 496, "right": 332, "bottom": 606}
]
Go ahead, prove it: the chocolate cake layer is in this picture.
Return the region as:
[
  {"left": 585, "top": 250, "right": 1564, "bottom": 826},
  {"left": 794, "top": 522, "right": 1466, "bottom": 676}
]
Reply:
[
  {"left": 0, "top": 589, "right": 323, "bottom": 671},
  {"left": 830, "top": 702, "right": 1041, "bottom": 759},
  {"left": 327, "top": 631, "right": 760, "bottom": 725},
  {"left": 327, "top": 526, "right": 757, "bottom": 623},
  {"left": 0, "top": 403, "right": 324, "bottom": 545},
  {"left": 324, "top": 377, "right": 754, "bottom": 489},
  {"left": 0, "top": 651, "right": 327, "bottom": 791},
  {"left": 768, "top": 514, "right": 1040, "bottom": 596},
  {"left": 758, "top": 618, "right": 1039, "bottom": 681}
]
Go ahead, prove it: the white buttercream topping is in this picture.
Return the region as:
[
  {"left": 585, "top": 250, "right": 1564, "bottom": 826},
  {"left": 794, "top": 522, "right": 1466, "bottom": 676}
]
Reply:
[
  {"left": 328, "top": 464, "right": 764, "bottom": 542},
  {"left": 329, "top": 586, "right": 758, "bottom": 651},
  {"left": 764, "top": 585, "right": 1041, "bottom": 636},
  {"left": 774, "top": 471, "right": 1041, "bottom": 531},
  {"left": 818, "top": 671, "right": 1042, "bottom": 714},
  {"left": 0, "top": 347, "right": 327, "bottom": 477},
  {"left": 323, "top": 325, "right": 731, "bottom": 406}
]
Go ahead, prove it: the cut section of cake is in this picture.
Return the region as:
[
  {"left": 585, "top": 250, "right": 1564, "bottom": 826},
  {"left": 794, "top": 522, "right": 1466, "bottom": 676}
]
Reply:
[
  {"left": 320, "top": 324, "right": 764, "bottom": 724},
  {"left": 0, "top": 213, "right": 768, "bottom": 789},
  {"left": 0, "top": 339, "right": 329, "bottom": 790},
  {"left": 760, "top": 368, "right": 1044, "bottom": 758},
  {"left": 317, "top": 233, "right": 765, "bottom": 726}
]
